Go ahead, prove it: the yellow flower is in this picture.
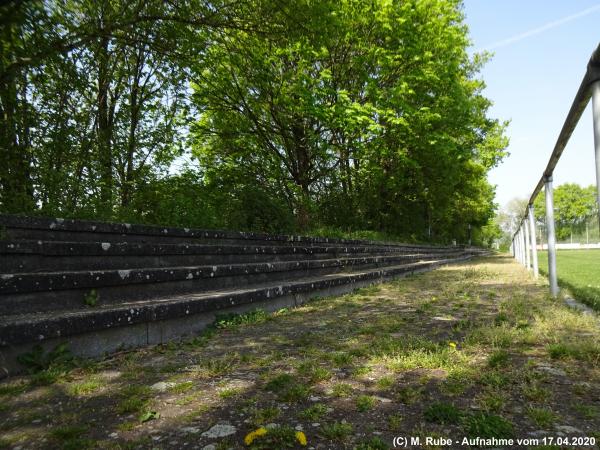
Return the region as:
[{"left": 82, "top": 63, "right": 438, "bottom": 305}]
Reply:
[
  {"left": 295, "top": 431, "right": 307, "bottom": 446},
  {"left": 244, "top": 427, "right": 268, "bottom": 445},
  {"left": 448, "top": 341, "right": 457, "bottom": 349},
  {"left": 243, "top": 432, "right": 255, "bottom": 446}
]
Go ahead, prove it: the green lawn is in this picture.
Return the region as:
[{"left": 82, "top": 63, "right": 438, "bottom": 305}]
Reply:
[{"left": 538, "top": 249, "right": 600, "bottom": 311}]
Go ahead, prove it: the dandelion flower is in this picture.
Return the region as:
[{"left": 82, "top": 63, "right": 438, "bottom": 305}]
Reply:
[
  {"left": 244, "top": 427, "right": 268, "bottom": 445},
  {"left": 295, "top": 431, "right": 307, "bottom": 446},
  {"left": 448, "top": 341, "right": 457, "bottom": 349}
]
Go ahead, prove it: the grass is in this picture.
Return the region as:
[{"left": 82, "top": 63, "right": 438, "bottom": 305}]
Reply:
[
  {"left": 299, "top": 403, "right": 328, "bottom": 421},
  {"left": 423, "top": 402, "right": 463, "bottom": 424},
  {"left": 116, "top": 385, "right": 152, "bottom": 415},
  {"left": 296, "top": 361, "right": 332, "bottom": 383},
  {"left": 467, "top": 413, "right": 514, "bottom": 439},
  {"left": 375, "top": 375, "right": 394, "bottom": 390},
  {"left": 355, "top": 395, "right": 376, "bottom": 412},
  {"left": 264, "top": 373, "right": 310, "bottom": 403},
  {"left": 49, "top": 425, "right": 94, "bottom": 450},
  {"left": 213, "top": 309, "right": 269, "bottom": 329},
  {"left": 488, "top": 349, "right": 510, "bottom": 368},
  {"left": 320, "top": 422, "right": 353, "bottom": 441},
  {"left": 387, "top": 413, "right": 403, "bottom": 431},
  {"left": 169, "top": 381, "right": 194, "bottom": 394},
  {"left": 218, "top": 387, "right": 242, "bottom": 399},
  {"left": 355, "top": 437, "right": 388, "bottom": 450},
  {"left": 248, "top": 406, "right": 280, "bottom": 425},
  {"left": 1, "top": 256, "right": 599, "bottom": 448},
  {"left": 331, "top": 382, "right": 353, "bottom": 398},
  {"left": 526, "top": 407, "right": 556, "bottom": 428},
  {"left": 68, "top": 379, "right": 102, "bottom": 396},
  {"left": 538, "top": 249, "right": 600, "bottom": 310}
]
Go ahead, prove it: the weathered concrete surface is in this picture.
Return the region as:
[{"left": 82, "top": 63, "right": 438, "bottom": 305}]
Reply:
[
  {"left": 0, "top": 214, "right": 457, "bottom": 248},
  {"left": 0, "top": 214, "right": 486, "bottom": 376},
  {"left": 0, "top": 255, "right": 472, "bottom": 376}
]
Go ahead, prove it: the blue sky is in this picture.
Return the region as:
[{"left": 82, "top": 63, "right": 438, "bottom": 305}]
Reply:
[{"left": 462, "top": 0, "right": 600, "bottom": 209}]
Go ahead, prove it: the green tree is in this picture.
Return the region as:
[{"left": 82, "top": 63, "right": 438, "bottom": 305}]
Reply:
[
  {"left": 2, "top": 0, "right": 508, "bottom": 242},
  {"left": 1, "top": 0, "right": 276, "bottom": 218},
  {"left": 533, "top": 183, "right": 596, "bottom": 241},
  {"left": 191, "top": 0, "right": 507, "bottom": 238}
]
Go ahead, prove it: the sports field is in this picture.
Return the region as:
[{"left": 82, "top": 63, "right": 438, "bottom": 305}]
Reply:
[{"left": 538, "top": 249, "right": 600, "bottom": 311}]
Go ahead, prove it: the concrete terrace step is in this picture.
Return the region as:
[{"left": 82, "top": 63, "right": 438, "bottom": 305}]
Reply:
[
  {"left": 0, "top": 213, "right": 486, "bottom": 375},
  {"left": 0, "top": 239, "right": 461, "bottom": 272},
  {"left": 0, "top": 252, "right": 467, "bottom": 314},
  {"left": 0, "top": 256, "right": 471, "bottom": 347},
  {"left": 0, "top": 214, "right": 460, "bottom": 249}
]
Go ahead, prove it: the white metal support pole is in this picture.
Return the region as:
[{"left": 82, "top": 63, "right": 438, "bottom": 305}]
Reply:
[
  {"left": 524, "top": 218, "right": 531, "bottom": 270},
  {"left": 521, "top": 227, "right": 527, "bottom": 267},
  {"left": 518, "top": 227, "right": 523, "bottom": 265},
  {"left": 592, "top": 80, "right": 600, "bottom": 229},
  {"left": 517, "top": 229, "right": 522, "bottom": 263},
  {"left": 520, "top": 226, "right": 527, "bottom": 266},
  {"left": 544, "top": 176, "right": 559, "bottom": 296},
  {"left": 528, "top": 205, "right": 539, "bottom": 278}
]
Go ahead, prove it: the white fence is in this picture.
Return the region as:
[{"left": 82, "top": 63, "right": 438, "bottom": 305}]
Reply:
[{"left": 537, "top": 243, "right": 600, "bottom": 250}]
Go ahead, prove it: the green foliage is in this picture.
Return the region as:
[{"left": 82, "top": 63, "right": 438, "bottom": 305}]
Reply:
[
  {"left": 68, "top": 379, "right": 102, "bottom": 396},
  {"left": 423, "top": 402, "right": 463, "bottom": 424},
  {"left": 264, "top": 374, "right": 295, "bottom": 392},
  {"left": 17, "top": 343, "right": 73, "bottom": 377},
  {"left": 296, "top": 361, "right": 332, "bottom": 383},
  {"left": 299, "top": 403, "right": 328, "bottom": 421},
  {"left": 116, "top": 385, "right": 152, "bottom": 415},
  {"left": 49, "top": 425, "right": 93, "bottom": 450},
  {"left": 138, "top": 410, "right": 160, "bottom": 423},
  {"left": 533, "top": 184, "right": 597, "bottom": 241},
  {"left": 355, "top": 395, "right": 376, "bottom": 412},
  {"left": 466, "top": 413, "right": 514, "bottom": 439},
  {"left": 526, "top": 407, "right": 555, "bottom": 428},
  {"left": 319, "top": 422, "right": 353, "bottom": 441},
  {"left": 355, "top": 437, "right": 388, "bottom": 450},
  {"left": 264, "top": 373, "right": 310, "bottom": 403},
  {"left": 331, "top": 382, "right": 353, "bottom": 398},
  {"left": 547, "top": 343, "right": 572, "bottom": 360},
  {"left": 193, "top": 1, "right": 507, "bottom": 237},
  {"left": 2, "top": 0, "right": 507, "bottom": 243},
  {"left": 488, "top": 349, "right": 510, "bottom": 368},
  {"left": 83, "top": 289, "right": 98, "bottom": 307},
  {"left": 213, "top": 310, "right": 269, "bottom": 329}
]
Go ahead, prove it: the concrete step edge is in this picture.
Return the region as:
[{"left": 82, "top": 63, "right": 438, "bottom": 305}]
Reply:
[{"left": 0, "top": 256, "right": 472, "bottom": 346}]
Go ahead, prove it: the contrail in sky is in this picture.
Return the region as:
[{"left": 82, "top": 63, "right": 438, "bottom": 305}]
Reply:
[{"left": 480, "top": 3, "right": 600, "bottom": 51}]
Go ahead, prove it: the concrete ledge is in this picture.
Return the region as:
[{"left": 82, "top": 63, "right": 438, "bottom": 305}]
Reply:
[
  {"left": 0, "top": 257, "right": 475, "bottom": 347},
  {"left": 0, "top": 214, "right": 462, "bottom": 249},
  {"left": 0, "top": 255, "right": 473, "bottom": 377},
  {"left": 0, "top": 240, "right": 461, "bottom": 273},
  {"left": 1, "top": 253, "right": 465, "bottom": 295}
]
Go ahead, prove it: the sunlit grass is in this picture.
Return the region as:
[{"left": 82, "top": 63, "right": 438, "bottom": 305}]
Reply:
[{"left": 538, "top": 249, "right": 600, "bottom": 310}]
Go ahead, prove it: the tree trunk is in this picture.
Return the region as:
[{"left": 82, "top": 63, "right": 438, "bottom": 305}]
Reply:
[
  {"left": 97, "top": 31, "right": 113, "bottom": 216},
  {"left": 0, "top": 16, "right": 35, "bottom": 213}
]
